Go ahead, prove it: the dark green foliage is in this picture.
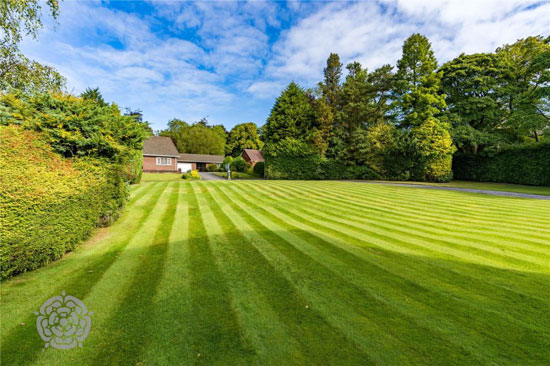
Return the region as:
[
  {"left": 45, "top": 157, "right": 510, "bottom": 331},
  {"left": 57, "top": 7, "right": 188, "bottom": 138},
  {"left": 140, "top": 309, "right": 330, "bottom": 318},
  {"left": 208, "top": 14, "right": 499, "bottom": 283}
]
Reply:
[
  {"left": 161, "top": 119, "right": 225, "bottom": 155},
  {"left": 0, "top": 126, "right": 128, "bottom": 278},
  {"left": 253, "top": 161, "right": 265, "bottom": 177},
  {"left": 226, "top": 122, "right": 263, "bottom": 157},
  {"left": 230, "top": 156, "right": 249, "bottom": 173},
  {"left": 263, "top": 82, "right": 314, "bottom": 144},
  {"left": 264, "top": 138, "right": 321, "bottom": 179},
  {"left": 318, "top": 160, "right": 381, "bottom": 180},
  {"left": 453, "top": 143, "right": 550, "bottom": 185}
]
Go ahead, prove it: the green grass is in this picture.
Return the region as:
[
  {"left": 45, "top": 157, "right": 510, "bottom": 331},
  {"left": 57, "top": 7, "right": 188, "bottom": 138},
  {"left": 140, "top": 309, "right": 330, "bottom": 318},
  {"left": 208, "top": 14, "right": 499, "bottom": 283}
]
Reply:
[
  {"left": 2, "top": 181, "right": 549, "bottom": 365},
  {"left": 141, "top": 172, "right": 183, "bottom": 181},
  {"left": 385, "top": 180, "right": 550, "bottom": 195}
]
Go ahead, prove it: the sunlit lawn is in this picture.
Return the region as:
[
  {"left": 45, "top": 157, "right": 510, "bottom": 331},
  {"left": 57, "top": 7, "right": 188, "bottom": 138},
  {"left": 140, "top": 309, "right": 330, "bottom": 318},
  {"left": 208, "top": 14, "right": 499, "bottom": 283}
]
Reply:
[{"left": 2, "top": 180, "right": 549, "bottom": 365}]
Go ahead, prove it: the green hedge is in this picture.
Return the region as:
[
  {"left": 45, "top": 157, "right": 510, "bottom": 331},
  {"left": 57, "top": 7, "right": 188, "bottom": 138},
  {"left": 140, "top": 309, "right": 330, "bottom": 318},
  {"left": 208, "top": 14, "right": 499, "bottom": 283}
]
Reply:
[
  {"left": 452, "top": 143, "right": 550, "bottom": 186},
  {"left": 264, "top": 138, "right": 322, "bottom": 180},
  {"left": 0, "top": 126, "right": 128, "bottom": 278}
]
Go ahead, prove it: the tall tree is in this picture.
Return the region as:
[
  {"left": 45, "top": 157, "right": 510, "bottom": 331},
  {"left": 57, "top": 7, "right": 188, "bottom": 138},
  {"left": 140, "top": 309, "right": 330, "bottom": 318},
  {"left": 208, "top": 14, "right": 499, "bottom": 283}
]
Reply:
[
  {"left": 160, "top": 119, "right": 225, "bottom": 155},
  {"left": 263, "top": 82, "right": 314, "bottom": 144},
  {"left": 497, "top": 36, "right": 550, "bottom": 142},
  {"left": 318, "top": 53, "right": 343, "bottom": 109},
  {"left": 226, "top": 122, "right": 263, "bottom": 156},
  {"left": 394, "top": 33, "right": 446, "bottom": 127}
]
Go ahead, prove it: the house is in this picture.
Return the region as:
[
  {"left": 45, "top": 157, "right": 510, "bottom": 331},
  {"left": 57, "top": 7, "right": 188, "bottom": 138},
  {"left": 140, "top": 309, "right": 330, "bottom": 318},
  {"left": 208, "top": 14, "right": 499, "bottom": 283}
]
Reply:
[
  {"left": 178, "top": 154, "right": 224, "bottom": 172},
  {"left": 142, "top": 136, "right": 224, "bottom": 173},
  {"left": 241, "top": 149, "right": 264, "bottom": 166}
]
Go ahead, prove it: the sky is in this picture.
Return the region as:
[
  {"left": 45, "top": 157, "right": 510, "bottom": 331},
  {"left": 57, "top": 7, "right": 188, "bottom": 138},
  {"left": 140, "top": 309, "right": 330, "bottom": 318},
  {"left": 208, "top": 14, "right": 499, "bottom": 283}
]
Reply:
[{"left": 22, "top": 0, "right": 550, "bottom": 131}]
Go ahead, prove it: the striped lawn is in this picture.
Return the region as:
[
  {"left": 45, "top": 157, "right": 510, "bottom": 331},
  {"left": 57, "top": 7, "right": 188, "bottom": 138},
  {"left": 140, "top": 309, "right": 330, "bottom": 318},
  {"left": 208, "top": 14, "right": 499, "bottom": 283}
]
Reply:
[{"left": 1, "top": 180, "right": 549, "bottom": 365}]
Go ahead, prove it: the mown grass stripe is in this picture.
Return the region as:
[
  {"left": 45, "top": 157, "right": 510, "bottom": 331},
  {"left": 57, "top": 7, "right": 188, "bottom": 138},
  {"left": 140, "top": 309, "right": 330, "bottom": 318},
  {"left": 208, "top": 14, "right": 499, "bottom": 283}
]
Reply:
[
  {"left": 0, "top": 182, "right": 168, "bottom": 366},
  {"left": 197, "top": 182, "right": 373, "bottom": 364},
  {"left": 185, "top": 182, "right": 256, "bottom": 364},
  {"left": 212, "top": 182, "right": 495, "bottom": 364},
  {"left": 140, "top": 181, "right": 194, "bottom": 365},
  {"left": 277, "top": 180, "right": 550, "bottom": 229},
  {"left": 258, "top": 181, "right": 550, "bottom": 256},
  {"left": 90, "top": 182, "right": 180, "bottom": 365},
  {"left": 271, "top": 181, "right": 550, "bottom": 242},
  {"left": 238, "top": 182, "right": 550, "bottom": 314},
  {"left": 223, "top": 183, "right": 550, "bottom": 363},
  {"left": 254, "top": 182, "right": 550, "bottom": 266}
]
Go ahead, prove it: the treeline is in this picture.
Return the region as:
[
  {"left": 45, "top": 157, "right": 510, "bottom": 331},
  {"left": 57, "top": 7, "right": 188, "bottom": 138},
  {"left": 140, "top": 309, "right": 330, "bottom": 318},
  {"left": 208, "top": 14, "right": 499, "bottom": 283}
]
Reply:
[
  {"left": 262, "top": 34, "right": 550, "bottom": 182},
  {"left": 0, "top": 3, "right": 150, "bottom": 277},
  {"left": 160, "top": 119, "right": 263, "bottom": 157}
]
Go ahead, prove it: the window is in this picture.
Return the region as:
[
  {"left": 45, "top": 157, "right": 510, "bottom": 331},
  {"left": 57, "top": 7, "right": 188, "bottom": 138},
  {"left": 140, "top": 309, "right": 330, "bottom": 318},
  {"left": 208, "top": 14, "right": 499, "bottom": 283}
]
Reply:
[{"left": 156, "top": 157, "right": 172, "bottom": 166}]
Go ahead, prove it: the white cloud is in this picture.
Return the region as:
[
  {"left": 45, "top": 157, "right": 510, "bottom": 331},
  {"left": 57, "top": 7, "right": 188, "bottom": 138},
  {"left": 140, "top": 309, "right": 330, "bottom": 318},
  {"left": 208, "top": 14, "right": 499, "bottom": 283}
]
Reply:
[{"left": 19, "top": 0, "right": 550, "bottom": 129}]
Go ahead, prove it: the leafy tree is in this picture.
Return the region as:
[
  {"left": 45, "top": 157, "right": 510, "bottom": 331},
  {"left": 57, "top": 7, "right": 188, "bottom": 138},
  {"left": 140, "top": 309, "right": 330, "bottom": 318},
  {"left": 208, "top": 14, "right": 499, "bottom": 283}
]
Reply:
[
  {"left": 263, "top": 82, "right": 314, "bottom": 144},
  {"left": 410, "top": 118, "right": 456, "bottom": 182},
  {"left": 0, "top": 50, "right": 65, "bottom": 92},
  {"left": 497, "top": 36, "right": 550, "bottom": 142},
  {"left": 160, "top": 119, "right": 225, "bottom": 155},
  {"left": 226, "top": 122, "right": 263, "bottom": 156},
  {"left": 318, "top": 53, "right": 342, "bottom": 109},
  {"left": 394, "top": 33, "right": 446, "bottom": 127}
]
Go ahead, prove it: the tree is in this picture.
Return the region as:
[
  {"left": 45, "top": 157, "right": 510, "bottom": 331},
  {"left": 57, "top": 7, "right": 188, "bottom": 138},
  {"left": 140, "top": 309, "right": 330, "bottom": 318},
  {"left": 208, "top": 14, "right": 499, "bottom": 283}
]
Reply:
[
  {"left": 0, "top": 1, "right": 64, "bottom": 93},
  {"left": 0, "top": 0, "right": 60, "bottom": 48},
  {"left": 497, "top": 36, "right": 550, "bottom": 142},
  {"left": 318, "top": 53, "right": 342, "bottom": 109},
  {"left": 263, "top": 82, "right": 314, "bottom": 144},
  {"left": 81, "top": 87, "right": 107, "bottom": 106},
  {"left": 0, "top": 50, "right": 65, "bottom": 92},
  {"left": 160, "top": 119, "right": 225, "bottom": 155},
  {"left": 226, "top": 122, "right": 263, "bottom": 156},
  {"left": 394, "top": 33, "right": 446, "bottom": 127}
]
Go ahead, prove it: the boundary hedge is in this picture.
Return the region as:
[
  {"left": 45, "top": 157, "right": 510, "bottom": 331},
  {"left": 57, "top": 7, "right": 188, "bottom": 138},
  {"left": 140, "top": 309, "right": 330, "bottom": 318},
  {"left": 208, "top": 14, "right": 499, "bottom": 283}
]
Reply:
[
  {"left": 1, "top": 126, "right": 127, "bottom": 278},
  {"left": 452, "top": 143, "right": 550, "bottom": 186}
]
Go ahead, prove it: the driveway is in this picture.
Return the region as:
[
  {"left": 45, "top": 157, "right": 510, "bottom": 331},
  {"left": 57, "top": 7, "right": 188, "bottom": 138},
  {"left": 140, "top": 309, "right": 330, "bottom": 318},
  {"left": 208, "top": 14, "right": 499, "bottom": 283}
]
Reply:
[{"left": 199, "top": 172, "right": 227, "bottom": 180}]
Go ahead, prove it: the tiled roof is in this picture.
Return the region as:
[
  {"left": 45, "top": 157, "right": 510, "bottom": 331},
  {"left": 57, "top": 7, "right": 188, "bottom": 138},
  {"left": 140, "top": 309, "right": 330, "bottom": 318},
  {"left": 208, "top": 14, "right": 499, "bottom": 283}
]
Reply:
[
  {"left": 178, "top": 153, "right": 224, "bottom": 163},
  {"left": 143, "top": 136, "right": 179, "bottom": 156},
  {"left": 243, "top": 149, "right": 264, "bottom": 162}
]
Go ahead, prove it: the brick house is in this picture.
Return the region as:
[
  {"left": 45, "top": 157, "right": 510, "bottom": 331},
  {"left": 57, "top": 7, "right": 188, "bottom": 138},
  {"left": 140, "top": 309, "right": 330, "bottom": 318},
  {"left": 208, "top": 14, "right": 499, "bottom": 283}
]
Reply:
[
  {"left": 142, "top": 136, "right": 224, "bottom": 173},
  {"left": 241, "top": 149, "right": 264, "bottom": 166}
]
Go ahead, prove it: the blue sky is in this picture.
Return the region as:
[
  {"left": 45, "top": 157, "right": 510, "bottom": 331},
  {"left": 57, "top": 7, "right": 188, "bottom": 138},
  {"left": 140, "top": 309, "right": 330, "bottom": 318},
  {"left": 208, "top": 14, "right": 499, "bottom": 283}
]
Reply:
[{"left": 22, "top": 0, "right": 549, "bottom": 131}]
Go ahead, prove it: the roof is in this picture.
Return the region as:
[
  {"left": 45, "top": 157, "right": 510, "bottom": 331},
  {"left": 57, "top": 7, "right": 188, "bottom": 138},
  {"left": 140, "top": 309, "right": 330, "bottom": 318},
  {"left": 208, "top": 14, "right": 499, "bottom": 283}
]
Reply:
[
  {"left": 178, "top": 153, "right": 224, "bottom": 163},
  {"left": 143, "top": 136, "right": 179, "bottom": 157},
  {"left": 243, "top": 149, "right": 264, "bottom": 162}
]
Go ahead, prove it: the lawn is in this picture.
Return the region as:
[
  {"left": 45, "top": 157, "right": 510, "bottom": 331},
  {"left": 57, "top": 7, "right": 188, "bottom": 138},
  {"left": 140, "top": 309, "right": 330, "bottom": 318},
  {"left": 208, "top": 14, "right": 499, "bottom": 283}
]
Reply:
[
  {"left": 2, "top": 180, "right": 549, "bottom": 365},
  {"left": 386, "top": 180, "right": 550, "bottom": 196}
]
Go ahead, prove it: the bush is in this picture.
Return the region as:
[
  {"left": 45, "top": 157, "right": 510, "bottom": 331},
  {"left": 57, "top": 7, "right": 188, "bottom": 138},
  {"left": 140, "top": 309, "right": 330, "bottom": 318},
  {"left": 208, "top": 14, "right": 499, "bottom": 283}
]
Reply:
[
  {"left": 206, "top": 163, "right": 219, "bottom": 172},
  {"left": 221, "top": 156, "right": 233, "bottom": 171},
  {"left": 182, "top": 169, "right": 201, "bottom": 180},
  {"left": 253, "top": 162, "right": 265, "bottom": 177},
  {"left": 264, "top": 138, "right": 322, "bottom": 179},
  {"left": 453, "top": 143, "right": 550, "bottom": 185},
  {"left": 230, "top": 156, "right": 249, "bottom": 172},
  {"left": 0, "top": 126, "right": 128, "bottom": 278}
]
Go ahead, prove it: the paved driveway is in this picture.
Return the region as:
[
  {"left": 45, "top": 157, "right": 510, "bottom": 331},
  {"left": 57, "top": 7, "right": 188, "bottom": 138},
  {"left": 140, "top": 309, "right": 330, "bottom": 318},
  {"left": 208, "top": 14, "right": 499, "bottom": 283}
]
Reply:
[{"left": 199, "top": 172, "right": 227, "bottom": 180}]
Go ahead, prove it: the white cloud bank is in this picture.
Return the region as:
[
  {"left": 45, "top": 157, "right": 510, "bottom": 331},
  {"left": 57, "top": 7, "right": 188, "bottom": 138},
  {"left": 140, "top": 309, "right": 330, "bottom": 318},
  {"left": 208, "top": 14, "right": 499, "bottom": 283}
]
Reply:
[{"left": 20, "top": 0, "right": 550, "bottom": 129}]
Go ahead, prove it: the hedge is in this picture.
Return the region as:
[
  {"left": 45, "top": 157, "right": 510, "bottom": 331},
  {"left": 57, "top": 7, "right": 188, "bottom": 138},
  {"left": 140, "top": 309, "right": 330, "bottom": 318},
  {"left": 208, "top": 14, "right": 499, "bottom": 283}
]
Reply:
[
  {"left": 0, "top": 126, "right": 128, "bottom": 278},
  {"left": 452, "top": 143, "right": 550, "bottom": 186}
]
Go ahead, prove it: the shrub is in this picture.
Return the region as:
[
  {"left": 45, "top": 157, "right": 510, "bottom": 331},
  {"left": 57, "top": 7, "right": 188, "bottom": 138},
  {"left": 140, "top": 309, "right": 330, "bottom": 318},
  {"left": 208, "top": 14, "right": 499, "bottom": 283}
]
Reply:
[
  {"left": 206, "top": 163, "right": 219, "bottom": 172},
  {"left": 221, "top": 156, "right": 233, "bottom": 171},
  {"left": 453, "top": 143, "right": 550, "bottom": 185},
  {"left": 231, "top": 156, "right": 248, "bottom": 172},
  {"left": 0, "top": 126, "right": 128, "bottom": 278},
  {"left": 182, "top": 169, "right": 201, "bottom": 180},
  {"left": 318, "top": 160, "right": 381, "bottom": 180},
  {"left": 253, "top": 162, "right": 265, "bottom": 177}
]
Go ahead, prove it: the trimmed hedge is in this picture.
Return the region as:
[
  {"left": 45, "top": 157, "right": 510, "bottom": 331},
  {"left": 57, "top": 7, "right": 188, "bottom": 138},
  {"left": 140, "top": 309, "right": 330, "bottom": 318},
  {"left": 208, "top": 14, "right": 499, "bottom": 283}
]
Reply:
[
  {"left": 453, "top": 143, "right": 550, "bottom": 186},
  {"left": 253, "top": 162, "right": 265, "bottom": 177},
  {"left": 264, "top": 138, "right": 322, "bottom": 180},
  {"left": 0, "top": 126, "right": 128, "bottom": 278}
]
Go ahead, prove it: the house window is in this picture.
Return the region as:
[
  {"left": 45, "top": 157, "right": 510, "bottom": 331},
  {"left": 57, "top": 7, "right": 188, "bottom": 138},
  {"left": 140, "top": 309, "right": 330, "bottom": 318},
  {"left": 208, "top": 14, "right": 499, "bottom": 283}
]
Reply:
[{"left": 156, "top": 157, "right": 172, "bottom": 166}]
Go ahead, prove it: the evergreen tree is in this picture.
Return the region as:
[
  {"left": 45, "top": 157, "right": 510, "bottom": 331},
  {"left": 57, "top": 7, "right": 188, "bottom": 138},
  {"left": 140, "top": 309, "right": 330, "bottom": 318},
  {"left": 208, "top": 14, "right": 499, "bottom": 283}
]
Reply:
[
  {"left": 263, "top": 82, "right": 314, "bottom": 144},
  {"left": 394, "top": 33, "right": 446, "bottom": 127}
]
